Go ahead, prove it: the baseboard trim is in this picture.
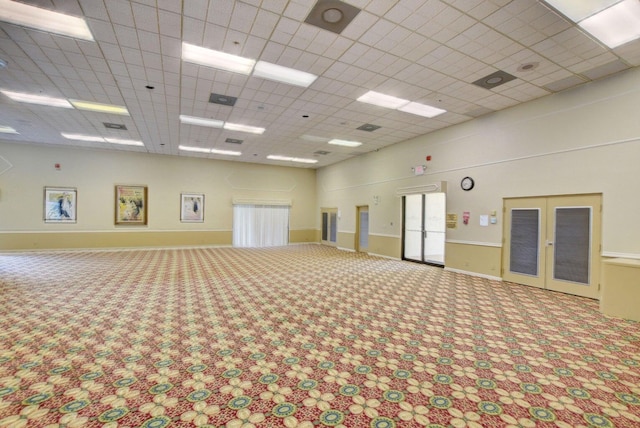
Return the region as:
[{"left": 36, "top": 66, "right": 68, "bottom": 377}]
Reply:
[{"left": 444, "top": 267, "right": 502, "bottom": 281}]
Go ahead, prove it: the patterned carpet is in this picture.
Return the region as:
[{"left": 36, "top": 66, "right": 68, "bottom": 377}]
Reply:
[{"left": 0, "top": 245, "right": 639, "bottom": 428}]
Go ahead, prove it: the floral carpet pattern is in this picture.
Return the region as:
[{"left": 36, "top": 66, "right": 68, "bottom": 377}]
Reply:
[{"left": 0, "top": 245, "right": 639, "bottom": 428}]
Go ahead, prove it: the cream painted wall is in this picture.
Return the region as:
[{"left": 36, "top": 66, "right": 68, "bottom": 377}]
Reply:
[
  {"left": 317, "top": 67, "right": 640, "bottom": 273},
  {"left": 0, "top": 143, "right": 316, "bottom": 249}
]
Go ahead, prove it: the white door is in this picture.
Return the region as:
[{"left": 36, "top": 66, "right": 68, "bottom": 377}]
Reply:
[
  {"left": 321, "top": 208, "right": 338, "bottom": 246},
  {"left": 403, "top": 193, "right": 446, "bottom": 265}
]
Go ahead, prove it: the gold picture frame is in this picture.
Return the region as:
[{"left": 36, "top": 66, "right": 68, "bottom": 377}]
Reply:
[{"left": 115, "top": 185, "right": 147, "bottom": 225}]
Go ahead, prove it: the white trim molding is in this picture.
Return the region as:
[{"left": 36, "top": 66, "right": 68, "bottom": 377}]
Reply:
[
  {"left": 445, "top": 267, "right": 502, "bottom": 281},
  {"left": 602, "top": 252, "right": 640, "bottom": 260},
  {"left": 446, "top": 239, "right": 502, "bottom": 248}
]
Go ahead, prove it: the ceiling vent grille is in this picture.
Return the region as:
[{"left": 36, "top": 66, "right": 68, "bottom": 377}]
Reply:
[
  {"left": 304, "top": 0, "right": 361, "bottom": 34},
  {"left": 103, "top": 122, "right": 127, "bottom": 130},
  {"left": 357, "top": 123, "right": 381, "bottom": 132},
  {"left": 209, "top": 93, "right": 237, "bottom": 106},
  {"left": 225, "top": 138, "right": 243, "bottom": 144},
  {"left": 472, "top": 70, "right": 516, "bottom": 90}
]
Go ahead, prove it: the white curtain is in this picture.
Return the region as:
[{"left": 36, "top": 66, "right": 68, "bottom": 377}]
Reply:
[{"left": 233, "top": 204, "right": 290, "bottom": 247}]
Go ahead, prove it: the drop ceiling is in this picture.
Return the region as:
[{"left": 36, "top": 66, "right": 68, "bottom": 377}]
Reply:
[{"left": 0, "top": 0, "right": 639, "bottom": 169}]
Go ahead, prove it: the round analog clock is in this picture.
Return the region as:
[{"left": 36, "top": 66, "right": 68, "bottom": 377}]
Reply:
[{"left": 461, "top": 176, "right": 475, "bottom": 191}]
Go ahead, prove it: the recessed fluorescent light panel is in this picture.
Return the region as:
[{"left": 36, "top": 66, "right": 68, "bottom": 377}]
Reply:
[
  {"left": 267, "top": 155, "right": 318, "bottom": 164},
  {"left": 328, "top": 139, "right": 362, "bottom": 147},
  {"left": 544, "top": 0, "right": 620, "bottom": 22},
  {"left": 223, "top": 122, "right": 265, "bottom": 134},
  {"left": 0, "top": 125, "right": 18, "bottom": 134},
  {"left": 179, "top": 145, "right": 211, "bottom": 153},
  {"left": 182, "top": 42, "right": 255, "bottom": 75},
  {"left": 253, "top": 61, "right": 318, "bottom": 88},
  {"left": 578, "top": 0, "right": 640, "bottom": 48},
  {"left": 211, "top": 148, "right": 241, "bottom": 156},
  {"left": 105, "top": 138, "right": 144, "bottom": 146},
  {"left": 69, "top": 100, "right": 129, "bottom": 115},
  {"left": 357, "top": 91, "right": 409, "bottom": 109},
  {"left": 1, "top": 89, "right": 72, "bottom": 108},
  {"left": 179, "top": 115, "right": 224, "bottom": 128},
  {"left": 0, "top": 0, "right": 94, "bottom": 41},
  {"left": 61, "top": 133, "right": 143, "bottom": 146},
  {"left": 398, "top": 102, "right": 446, "bottom": 118},
  {"left": 545, "top": 0, "right": 640, "bottom": 48},
  {"left": 61, "top": 132, "right": 105, "bottom": 142}
]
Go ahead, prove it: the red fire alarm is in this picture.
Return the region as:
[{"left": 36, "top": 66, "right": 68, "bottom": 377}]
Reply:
[{"left": 426, "top": 155, "right": 432, "bottom": 161}]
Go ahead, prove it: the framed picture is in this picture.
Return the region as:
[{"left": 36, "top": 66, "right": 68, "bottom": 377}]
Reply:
[
  {"left": 115, "top": 185, "right": 147, "bottom": 225},
  {"left": 44, "top": 187, "right": 77, "bottom": 223},
  {"left": 181, "top": 193, "right": 205, "bottom": 222}
]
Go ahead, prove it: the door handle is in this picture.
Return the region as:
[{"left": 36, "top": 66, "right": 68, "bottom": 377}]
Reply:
[{"left": 546, "top": 240, "right": 553, "bottom": 246}]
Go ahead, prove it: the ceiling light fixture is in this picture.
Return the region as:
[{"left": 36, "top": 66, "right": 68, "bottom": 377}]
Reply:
[
  {"left": 61, "top": 133, "right": 144, "bottom": 146},
  {"left": 211, "top": 148, "right": 242, "bottom": 156},
  {"left": 223, "top": 122, "right": 265, "bottom": 134},
  {"left": 578, "top": 0, "right": 640, "bottom": 48},
  {"left": 357, "top": 90, "right": 409, "bottom": 109},
  {"left": 0, "top": 125, "right": 18, "bottom": 134},
  {"left": 398, "top": 102, "right": 446, "bottom": 118},
  {"left": 0, "top": 0, "right": 94, "bottom": 41},
  {"left": 253, "top": 61, "right": 318, "bottom": 88},
  {"left": 61, "top": 132, "right": 105, "bottom": 142},
  {"left": 267, "top": 155, "right": 318, "bottom": 164},
  {"left": 1, "top": 89, "right": 72, "bottom": 108},
  {"left": 544, "top": 0, "right": 640, "bottom": 48},
  {"left": 181, "top": 42, "right": 255, "bottom": 75},
  {"left": 179, "top": 145, "right": 211, "bottom": 153},
  {"left": 179, "top": 115, "right": 224, "bottom": 128},
  {"left": 328, "top": 139, "right": 362, "bottom": 147},
  {"left": 69, "top": 99, "right": 129, "bottom": 115},
  {"left": 357, "top": 90, "right": 447, "bottom": 118},
  {"left": 544, "top": 0, "right": 620, "bottom": 22},
  {"left": 105, "top": 138, "right": 144, "bottom": 146}
]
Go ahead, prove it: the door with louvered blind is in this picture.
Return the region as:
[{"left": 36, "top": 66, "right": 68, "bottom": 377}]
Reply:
[{"left": 503, "top": 194, "right": 602, "bottom": 299}]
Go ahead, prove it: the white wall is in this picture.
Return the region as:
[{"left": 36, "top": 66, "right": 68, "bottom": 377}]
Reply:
[{"left": 317, "top": 66, "right": 640, "bottom": 259}]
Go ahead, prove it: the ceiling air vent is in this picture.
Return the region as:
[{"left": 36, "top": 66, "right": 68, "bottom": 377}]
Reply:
[
  {"left": 472, "top": 70, "right": 516, "bottom": 90},
  {"left": 357, "top": 123, "right": 381, "bottom": 132},
  {"left": 104, "top": 122, "right": 127, "bottom": 130},
  {"left": 314, "top": 150, "right": 330, "bottom": 155},
  {"left": 209, "top": 93, "right": 237, "bottom": 106},
  {"left": 225, "top": 138, "right": 243, "bottom": 144},
  {"left": 305, "top": 0, "right": 361, "bottom": 34}
]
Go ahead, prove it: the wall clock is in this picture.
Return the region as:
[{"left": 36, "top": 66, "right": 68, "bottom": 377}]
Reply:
[{"left": 461, "top": 176, "right": 474, "bottom": 191}]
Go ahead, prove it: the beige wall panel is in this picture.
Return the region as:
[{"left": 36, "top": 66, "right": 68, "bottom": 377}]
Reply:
[
  {"left": 337, "top": 232, "right": 355, "bottom": 250},
  {"left": 0, "top": 231, "right": 232, "bottom": 251},
  {"left": 367, "top": 234, "right": 401, "bottom": 259},
  {"left": 600, "top": 259, "right": 640, "bottom": 321},
  {"left": 289, "top": 229, "right": 317, "bottom": 243},
  {"left": 445, "top": 242, "right": 502, "bottom": 277}
]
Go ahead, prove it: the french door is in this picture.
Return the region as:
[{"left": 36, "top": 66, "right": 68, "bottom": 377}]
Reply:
[
  {"left": 321, "top": 208, "right": 338, "bottom": 246},
  {"left": 402, "top": 193, "right": 446, "bottom": 265},
  {"left": 502, "top": 194, "right": 602, "bottom": 299}
]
